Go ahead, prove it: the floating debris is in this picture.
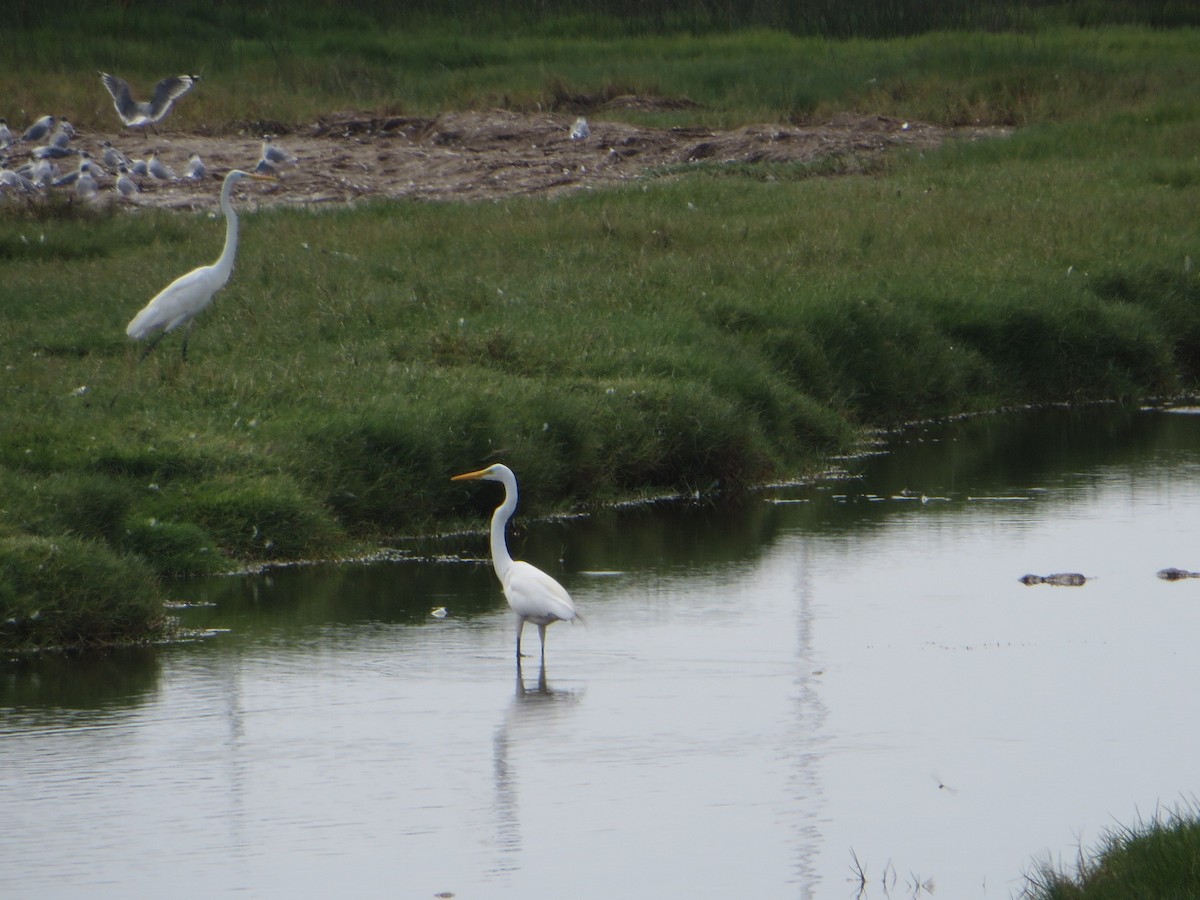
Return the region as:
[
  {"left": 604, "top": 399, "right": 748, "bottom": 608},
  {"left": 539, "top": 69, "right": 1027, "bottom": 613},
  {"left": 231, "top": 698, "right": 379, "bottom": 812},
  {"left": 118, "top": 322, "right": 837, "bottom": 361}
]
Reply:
[
  {"left": 1019, "top": 573, "right": 1088, "bottom": 587},
  {"left": 430, "top": 607, "right": 448, "bottom": 619},
  {"left": 1157, "top": 567, "right": 1200, "bottom": 581}
]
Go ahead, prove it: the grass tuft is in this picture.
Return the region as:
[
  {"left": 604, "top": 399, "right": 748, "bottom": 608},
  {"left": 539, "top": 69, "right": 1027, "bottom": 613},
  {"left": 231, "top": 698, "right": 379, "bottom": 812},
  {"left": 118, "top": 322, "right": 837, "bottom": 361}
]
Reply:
[
  {"left": 0, "top": 535, "right": 167, "bottom": 652},
  {"left": 1024, "top": 805, "right": 1200, "bottom": 899}
]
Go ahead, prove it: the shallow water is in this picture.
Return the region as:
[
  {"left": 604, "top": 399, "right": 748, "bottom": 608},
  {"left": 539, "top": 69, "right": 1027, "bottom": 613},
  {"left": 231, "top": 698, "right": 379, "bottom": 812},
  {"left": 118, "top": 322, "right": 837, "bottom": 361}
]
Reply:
[{"left": 5, "top": 404, "right": 1200, "bottom": 899}]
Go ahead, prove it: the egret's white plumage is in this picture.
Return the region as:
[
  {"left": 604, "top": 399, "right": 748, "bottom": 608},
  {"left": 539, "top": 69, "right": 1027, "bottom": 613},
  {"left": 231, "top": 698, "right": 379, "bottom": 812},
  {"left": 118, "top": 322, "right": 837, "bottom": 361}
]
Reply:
[
  {"left": 451, "top": 463, "right": 579, "bottom": 661},
  {"left": 100, "top": 72, "right": 200, "bottom": 129},
  {"left": 126, "top": 169, "right": 271, "bottom": 359}
]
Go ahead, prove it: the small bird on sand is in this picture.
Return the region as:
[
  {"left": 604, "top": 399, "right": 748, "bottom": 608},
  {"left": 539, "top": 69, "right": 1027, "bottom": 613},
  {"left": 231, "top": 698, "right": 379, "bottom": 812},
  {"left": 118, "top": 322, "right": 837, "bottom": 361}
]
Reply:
[{"left": 182, "top": 152, "right": 207, "bottom": 181}]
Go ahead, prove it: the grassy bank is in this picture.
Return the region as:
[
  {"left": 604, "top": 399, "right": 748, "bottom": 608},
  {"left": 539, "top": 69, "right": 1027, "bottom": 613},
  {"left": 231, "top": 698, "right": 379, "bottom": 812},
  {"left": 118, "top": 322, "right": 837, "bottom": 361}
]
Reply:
[
  {"left": 1024, "top": 807, "right": 1200, "bottom": 899},
  {"left": 3, "top": 11, "right": 1200, "bottom": 651}
]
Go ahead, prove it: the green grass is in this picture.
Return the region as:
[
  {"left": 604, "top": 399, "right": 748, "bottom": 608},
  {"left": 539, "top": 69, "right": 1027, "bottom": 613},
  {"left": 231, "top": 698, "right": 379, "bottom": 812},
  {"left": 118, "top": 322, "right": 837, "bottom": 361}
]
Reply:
[
  {"left": 0, "top": 534, "right": 167, "bottom": 652},
  {"left": 1024, "top": 806, "right": 1200, "bottom": 899},
  {"left": 3, "top": 5, "right": 1200, "bottom": 130},
  {"left": 4, "top": 10, "right": 1200, "bottom": 649}
]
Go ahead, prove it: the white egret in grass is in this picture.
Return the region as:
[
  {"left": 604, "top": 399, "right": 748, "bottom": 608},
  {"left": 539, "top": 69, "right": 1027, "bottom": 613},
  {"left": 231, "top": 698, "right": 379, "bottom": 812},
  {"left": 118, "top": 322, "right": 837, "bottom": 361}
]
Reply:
[
  {"left": 451, "top": 464, "right": 580, "bottom": 662},
  {"left": 126, "top": 169, "right": 272, "bottom": 360},
  {"left": 100, "top": 72, "right": 200, "bottom": 129}
]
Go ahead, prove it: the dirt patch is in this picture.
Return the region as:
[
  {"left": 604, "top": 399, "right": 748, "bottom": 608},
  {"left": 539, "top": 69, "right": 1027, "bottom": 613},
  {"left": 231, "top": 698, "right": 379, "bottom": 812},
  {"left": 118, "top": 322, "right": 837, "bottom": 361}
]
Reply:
[{"left": 40, "top": 105, "right": 1010, "bottom": 210}]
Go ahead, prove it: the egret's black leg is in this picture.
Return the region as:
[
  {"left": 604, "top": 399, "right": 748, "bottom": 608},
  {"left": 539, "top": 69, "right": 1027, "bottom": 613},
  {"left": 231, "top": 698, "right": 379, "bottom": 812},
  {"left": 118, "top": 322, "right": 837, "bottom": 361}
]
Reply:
[
  {"left": 138, "top": 331, "right": 167, "bottom": 361},
  {"left": 537, "top": 623, "right": 547, "bottom": 662}
]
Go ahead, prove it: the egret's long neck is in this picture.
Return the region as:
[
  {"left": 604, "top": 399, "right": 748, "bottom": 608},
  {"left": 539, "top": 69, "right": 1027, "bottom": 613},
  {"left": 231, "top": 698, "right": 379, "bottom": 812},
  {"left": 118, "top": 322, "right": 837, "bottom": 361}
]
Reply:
[
  {"left": 489, "top": 476, "right": 518, "bottom": 580},
  {"left": 212, "top": 181, "right": 240, "bottom": 281}
]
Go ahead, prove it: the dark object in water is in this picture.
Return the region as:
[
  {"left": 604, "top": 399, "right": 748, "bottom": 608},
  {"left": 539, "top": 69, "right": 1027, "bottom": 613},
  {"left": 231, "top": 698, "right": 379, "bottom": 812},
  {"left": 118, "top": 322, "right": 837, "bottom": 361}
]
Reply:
[
  {"left": 1019, "top": 572, "right": 1088, "bottom": 587},
  {"left": 1157, "top": 567, "right": 1200, "bottom": 581}
]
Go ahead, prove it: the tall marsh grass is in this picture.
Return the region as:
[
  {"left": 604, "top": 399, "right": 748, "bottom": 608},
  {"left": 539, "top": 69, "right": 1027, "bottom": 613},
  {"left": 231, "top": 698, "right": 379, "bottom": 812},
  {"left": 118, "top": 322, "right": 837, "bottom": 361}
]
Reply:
[{"left": 1023, "top": 805, "right": 1200, "bottom": 899}]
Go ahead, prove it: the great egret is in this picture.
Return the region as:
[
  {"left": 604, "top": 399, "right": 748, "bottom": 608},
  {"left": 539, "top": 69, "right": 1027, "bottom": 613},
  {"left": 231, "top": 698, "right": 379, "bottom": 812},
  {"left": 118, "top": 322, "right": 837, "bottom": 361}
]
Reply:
[
  {"left": 100, "top": 72, "right": 200, "bottom": 129},
  {"left": 126, "top": 168, "right": 272, "bottom": 360},
  {"left": 451, "top": 464, "right": 580, "bottom": 662}
]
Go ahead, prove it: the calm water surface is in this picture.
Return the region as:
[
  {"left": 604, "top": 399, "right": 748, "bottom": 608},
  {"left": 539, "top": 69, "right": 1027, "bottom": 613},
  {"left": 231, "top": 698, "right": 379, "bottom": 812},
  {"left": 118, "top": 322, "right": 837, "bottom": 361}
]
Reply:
[{"left": 5, "top": 405, "right": 1200, "bottom": 899}]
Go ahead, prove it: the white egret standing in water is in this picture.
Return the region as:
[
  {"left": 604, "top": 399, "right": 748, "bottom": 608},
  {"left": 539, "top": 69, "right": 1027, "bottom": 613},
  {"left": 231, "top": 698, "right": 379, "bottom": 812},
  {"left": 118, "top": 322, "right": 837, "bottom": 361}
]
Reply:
[
  {"left": 126, "top": 169, "right": 272, "bottom": 360},
  {"left": 451, "top": 464, "right": 580, "bottom": 662}
]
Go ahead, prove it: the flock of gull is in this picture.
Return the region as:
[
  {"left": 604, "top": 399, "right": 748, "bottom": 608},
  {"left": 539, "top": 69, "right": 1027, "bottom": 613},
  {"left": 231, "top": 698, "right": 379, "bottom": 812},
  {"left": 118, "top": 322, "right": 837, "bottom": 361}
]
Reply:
[{"left": 0, "top": 72, "right": 298, "bottom": 202}]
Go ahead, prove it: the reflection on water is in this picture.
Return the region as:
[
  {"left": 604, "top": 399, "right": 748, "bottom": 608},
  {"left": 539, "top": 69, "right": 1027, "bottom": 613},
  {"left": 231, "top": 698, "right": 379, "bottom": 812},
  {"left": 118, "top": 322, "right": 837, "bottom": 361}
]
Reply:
[
  {"left": 4, "top": 404, "right": 1200, "bottom": 898},
  {"left": 493, "top": 658, "right": 585, "bottom": 880}
]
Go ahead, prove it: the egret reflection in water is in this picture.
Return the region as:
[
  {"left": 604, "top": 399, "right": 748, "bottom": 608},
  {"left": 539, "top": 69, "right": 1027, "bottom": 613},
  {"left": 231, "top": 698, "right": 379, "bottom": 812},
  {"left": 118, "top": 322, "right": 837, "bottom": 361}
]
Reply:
[{"left": 492, "top": 657, "right": 583, "bottom": 879}]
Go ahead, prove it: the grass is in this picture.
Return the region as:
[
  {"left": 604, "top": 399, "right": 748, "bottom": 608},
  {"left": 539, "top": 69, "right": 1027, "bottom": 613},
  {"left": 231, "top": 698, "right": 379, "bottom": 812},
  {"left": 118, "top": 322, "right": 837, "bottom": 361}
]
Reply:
[
  {"left": 3, "top": 8, "right": 1200, "bottom": 651},
  {"left": 1024, "top": 805, "right": 1200, "bottom": 899}
]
